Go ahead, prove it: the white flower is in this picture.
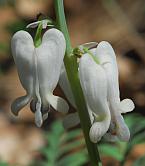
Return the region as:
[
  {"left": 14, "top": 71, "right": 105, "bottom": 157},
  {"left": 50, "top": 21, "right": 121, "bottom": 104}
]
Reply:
[
  {"left": 60, "top": 41, "right": 135, "bottom": 143},
  {"left": 11, "top": 28, "right": 69, "bottom": 127},
  {"left": 79, "top": 41, "right": 135, "bottom": 142}
]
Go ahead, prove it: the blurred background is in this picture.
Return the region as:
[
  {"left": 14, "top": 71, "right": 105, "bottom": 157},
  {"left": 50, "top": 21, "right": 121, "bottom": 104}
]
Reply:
[{"left": 0, "top": 0, "right": 145, "bottom": 166}]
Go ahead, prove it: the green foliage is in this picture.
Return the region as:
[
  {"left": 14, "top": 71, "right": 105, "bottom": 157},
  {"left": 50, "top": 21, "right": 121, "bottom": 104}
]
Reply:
[
  {"left": 0, "top": 161, "right": 8, "bottom": 166},
  {"left": 30, "top": 113, "right": 145, "bottom": 166},
  {"left": 123, "top": 114, "right": 145, "bottom": 158},
  {"left": 0, "top": 43, "right": 8, "bottom": 53},
  {"left": 6, "top": 21, "right": 27, "bottom": 34},
  {"left": 99, "top": 143, "right": 123, "bottom": 161},
  {"left": 99, "top": 113, "right": 145, "bottom": 166},
  {"left": 31, "top": 120, "right": 88, "bottom": 166},
  {"left": 1, "top": 114, "right": 145, "bottom": 166},
  {"left": 132, "top": 155, "right": 145, "bottom": 166}
]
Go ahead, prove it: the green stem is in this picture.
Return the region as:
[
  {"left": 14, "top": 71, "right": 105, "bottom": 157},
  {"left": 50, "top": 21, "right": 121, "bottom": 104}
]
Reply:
[
  {"left": 54, "top": 0, "right": 102, "bottom": 165},
  {"left": 34, "top": 22, "right": 43, "bottom": 47}
]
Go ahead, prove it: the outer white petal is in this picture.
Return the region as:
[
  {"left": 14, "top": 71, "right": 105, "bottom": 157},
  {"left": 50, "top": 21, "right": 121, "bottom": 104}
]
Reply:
[
  {"left": 96, "top": 41, "right": 134, "bottom": 141},
  {"left": 96, "top": 41, "right": 119, "bottom": 101},
  {"left": 103, "top": 120, "right": 119, "bottom": 142},
  {"left": 11, "top": 95, "right": 32, "bottom": 116},
  {"left": 59, "top": 63, "right": 76, "bottom": 108},
  {"left": 11, "top": 30, "right": 34, "bottom": 94},
  {"left": 110, "top": 115, "right": 130, "bottom": 142},
  {"left": 59, "top": 63, "right": 95, "bottom": 128},
  {"left": 103, "top": 106, "right": 131, "bottom": 142},
  {"left": 59, "top": 63, "right": 96, "bottom": 129},
  {"left": 11, "top": 30, "right": 34, "bottom": 114},
  {"left": 79, "top": 53, "right": 111, "bottom": 143},
  {"left": 119, "top": 99, "right": 135, "bottom": 113},
  {"left": 114, "top": 114, "right": 130, "bottom": 141},
  {"left": 79, "top": 53, "right": 108, "bottom": 117},
  {"left": 96, "top": 41, "right": 135, "bottom": 112},
  {"left": 89, "top": 114, "right": 110, "bottom": 143},
  {"left": 36, "top": 28, "right": 69, "bottom": 113}
]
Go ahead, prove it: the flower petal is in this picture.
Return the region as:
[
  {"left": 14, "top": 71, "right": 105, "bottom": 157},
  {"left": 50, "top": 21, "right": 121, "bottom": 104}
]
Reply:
[
  {"left": 96, "top": 41, "right": 134, "bottom": 142},
  {"left": 96, "top": 41, "right": 120, "bottom": 102},
  {"left": 89, "top": 116, "right": 111, "bottom": 143},
  {"left": 36, "top": 29, "right": 68, "bottom": 112},
  {"left": 79, "top": 53, "right": 108, "bottom": 116},
  {"left": 11, "top": 30, "right": 34, "bottom": 115},
  {"left": 103, "top": 121, "right": 119, "bottom": 142},
  {"left": 30, "top": 99, "right": 49, "bottom": 121},
  {"left": 115, "top": 115, "right": 130, "bottom": 141},
  {"left": 46, "top": 93, "right": 69, "bottom": 113},
  {"left": 119, "top": 99, "right": 135, "bottom": 113},
  {"left": 11, "top": 30, "right": 34, "bottom": 95},
  {"left": 79, "top": 53, "right": 111, "bottom": 142},
  {"left": 11, "top": 95, "right": 32, "bottom": 116},
  {"left": 59, "top": 63, "right": 76, "bottom": 108},
  {"left": 63, "top": 112, "right": 80, "bottom": 129}
]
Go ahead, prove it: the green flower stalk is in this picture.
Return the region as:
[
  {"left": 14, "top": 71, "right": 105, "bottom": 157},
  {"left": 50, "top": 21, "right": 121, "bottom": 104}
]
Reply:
[{"left": 54, "top": 0, "right": 102, "bottom": 165}]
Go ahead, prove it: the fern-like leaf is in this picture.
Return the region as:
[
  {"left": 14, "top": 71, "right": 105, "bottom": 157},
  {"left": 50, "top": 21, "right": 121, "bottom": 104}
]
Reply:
[{"left": 31, "top": 120, "right": 88, "bottom": 166}]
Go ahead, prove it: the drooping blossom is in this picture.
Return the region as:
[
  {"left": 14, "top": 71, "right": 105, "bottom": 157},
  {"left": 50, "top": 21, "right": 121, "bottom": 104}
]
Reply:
[
  {"left": 60, "top": 41, "right": 134, "bottom": 143},
  {"left": 11, "top": 28, "right": 69, "bottom": 127}
]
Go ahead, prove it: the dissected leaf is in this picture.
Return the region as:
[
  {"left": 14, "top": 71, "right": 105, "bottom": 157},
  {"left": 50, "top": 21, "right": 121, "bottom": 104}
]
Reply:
[
  {"left": 99, "top": 144, "right": 123, "bottom": 161},
  {"left": 125, "top": 114, "right": 145, "bottom": 136},
  {"left": 60, "top": 139, "right": 85, "bottom": 155},
  {"left": 31, "top": 120, "right": 88, "bottom": 166},
  {"left": 58, "top": 151, "right": 88, "bottom": 166}
]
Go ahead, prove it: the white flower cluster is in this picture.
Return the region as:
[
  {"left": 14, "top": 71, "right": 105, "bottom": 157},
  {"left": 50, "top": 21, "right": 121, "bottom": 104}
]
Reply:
[{"left": 11, "top": 20, "right": 134, "bottom": 143}]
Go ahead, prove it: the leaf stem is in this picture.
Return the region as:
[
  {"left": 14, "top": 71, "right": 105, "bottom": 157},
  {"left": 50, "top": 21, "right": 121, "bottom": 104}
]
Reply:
[{"left": 54, "top": 0, "right": 102, "bottom": 165}]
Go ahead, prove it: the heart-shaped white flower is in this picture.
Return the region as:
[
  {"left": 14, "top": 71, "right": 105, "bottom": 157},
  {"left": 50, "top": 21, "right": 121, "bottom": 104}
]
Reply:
[
  {"left": 95, "top": 41, "right": 134, "bottom": 141},
  {"left": 60, "top": 41, "right": 135, "bottom": 143},
  {"left": 11, "top": 28, "right": 69, "bottom": 127}
]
